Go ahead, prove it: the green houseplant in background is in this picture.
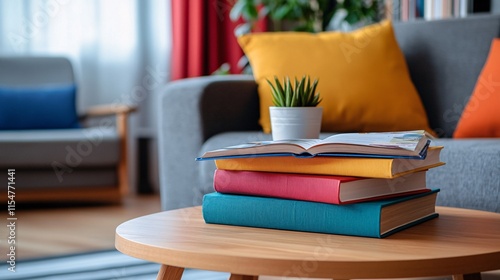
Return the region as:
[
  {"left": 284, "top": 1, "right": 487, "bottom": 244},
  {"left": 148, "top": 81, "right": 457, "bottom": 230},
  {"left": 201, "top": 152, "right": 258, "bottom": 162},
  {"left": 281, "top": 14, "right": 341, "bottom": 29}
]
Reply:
[
  {"left": 331, "top": 0, "right": 379, "bottom": 31},
  {"left": 230, "top": 0, "right": 380, "bottom": 35},
  {"left": 230, "top": 0, "right": 335, "bottom": 35},
  {"left": 267, "top": 75, "right": 323, "bottom": 140},
  {"left": 227, "top": 0, "right": 381, "bottom": 74}
]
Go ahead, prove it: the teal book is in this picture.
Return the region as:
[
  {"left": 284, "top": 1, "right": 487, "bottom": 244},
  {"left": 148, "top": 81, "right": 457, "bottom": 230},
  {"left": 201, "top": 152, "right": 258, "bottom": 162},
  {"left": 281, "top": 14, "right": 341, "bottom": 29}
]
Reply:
[{"left": 202, "top": 189, "right": 439, "bottom": 238}]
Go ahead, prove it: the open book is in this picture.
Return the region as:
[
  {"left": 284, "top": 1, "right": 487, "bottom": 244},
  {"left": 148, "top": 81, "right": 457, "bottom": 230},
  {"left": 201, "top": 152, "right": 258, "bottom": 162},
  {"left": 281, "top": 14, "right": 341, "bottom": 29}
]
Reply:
[{"left": 197, "top": 130, "right": 433, "bottom": 160}]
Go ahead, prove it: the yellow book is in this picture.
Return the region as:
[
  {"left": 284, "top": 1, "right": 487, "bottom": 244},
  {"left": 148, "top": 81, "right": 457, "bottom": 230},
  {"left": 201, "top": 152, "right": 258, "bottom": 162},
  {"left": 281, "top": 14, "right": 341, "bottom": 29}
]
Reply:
[{"left": 215, "top": 146, "right": 444, "bottom": 179}]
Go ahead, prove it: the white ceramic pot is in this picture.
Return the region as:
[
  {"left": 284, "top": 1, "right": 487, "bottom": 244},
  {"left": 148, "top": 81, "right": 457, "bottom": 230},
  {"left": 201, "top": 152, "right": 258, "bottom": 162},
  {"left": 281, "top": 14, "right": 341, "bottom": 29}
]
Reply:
[{"left": 269, "top": 107, "right": 323, "bottom": 140}]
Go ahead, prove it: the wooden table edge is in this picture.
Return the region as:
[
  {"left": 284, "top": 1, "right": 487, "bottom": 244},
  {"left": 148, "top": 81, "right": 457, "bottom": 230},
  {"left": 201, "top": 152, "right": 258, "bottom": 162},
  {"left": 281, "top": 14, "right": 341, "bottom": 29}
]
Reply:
[{"left": 115, "top": 206, "right": 500, "bottom": 279}]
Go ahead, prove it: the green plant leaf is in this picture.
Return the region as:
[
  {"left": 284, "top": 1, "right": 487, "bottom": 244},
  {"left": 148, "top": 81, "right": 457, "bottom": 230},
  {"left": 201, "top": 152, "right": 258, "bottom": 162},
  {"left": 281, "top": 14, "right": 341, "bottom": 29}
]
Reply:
[
  {"left": 230, "top": 0, "right": 246, "bottom": 21},
  {"left": 291, "top": 77, "right": 299, "bottom": 107},
  {"left": 267, "top": 78, "right": 283, "bottom": 106},
  {"left": 295, "top": 76, "right": 301, "bottom": 106},
  {"left": 274, "top": 76, "right": 285, "bottom": 95},
  {"left": 310, "top": 78, "right": 321, "bottom": 106},
  {"left": 302, "top": 76, "right": 310, "bottom": 106},
  {"left": 234, "top": 23, "right": 252, "bottom": 37},
  {"left": 269, "top": 75, "right": 321, "bottom": 107},
  {"left": 272, "top": 5, "right": 292, "bottom": 20},
  {"left": 242, "top": 1, "right": 259, "bottom": 21},
  {"left": 285, "top": 77, "right": 292, "bottom": 107}
]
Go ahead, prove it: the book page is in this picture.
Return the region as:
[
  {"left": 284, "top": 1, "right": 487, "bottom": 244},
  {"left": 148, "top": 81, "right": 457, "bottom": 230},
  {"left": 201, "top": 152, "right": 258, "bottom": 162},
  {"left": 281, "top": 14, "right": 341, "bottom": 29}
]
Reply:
[
  {"left": 248, "top": 139, "right": 323, "bottom": 150},
  {"left": 198, "top": 130, "right": 431, "bottom": 160},
  {"left": 202, "top": 138, "right": 323, "bottom": 158},
  {"left": 318, "top": 131, "right": 426, "bottom": 151}
]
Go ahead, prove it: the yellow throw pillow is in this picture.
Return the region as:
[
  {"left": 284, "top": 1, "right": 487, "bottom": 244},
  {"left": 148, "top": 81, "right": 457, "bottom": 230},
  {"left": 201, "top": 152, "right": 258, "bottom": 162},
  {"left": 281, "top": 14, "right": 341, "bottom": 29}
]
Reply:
[{"left": 238, "top": 20, "right": 433, "bottom": 134}]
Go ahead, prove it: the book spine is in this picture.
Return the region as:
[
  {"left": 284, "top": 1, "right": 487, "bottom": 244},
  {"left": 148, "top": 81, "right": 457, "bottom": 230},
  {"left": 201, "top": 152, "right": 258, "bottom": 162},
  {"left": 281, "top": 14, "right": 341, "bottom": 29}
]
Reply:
[
  {"left": 408, "top": 0, "right": 417, "bottom": 21},
  {"left": 401, "top": 0, "right": 409, "bottom": 21},
  {"left": 202, "top": 193, "right": 383, "bottom": 238},
  {"left": 392, "top": 0, "right": 401, "bottom": 21},
  {"left": 213, "top": 169, "right": 342, "bottom": 204},
  {"left": 459, "top": 0, "right": 468, "bottom": 17},
  {"left": 424, "top": 0, "right": 434, "bottom": 20},
  {"left": 215, "top": 156, "right": 395, "bottom": 178}
]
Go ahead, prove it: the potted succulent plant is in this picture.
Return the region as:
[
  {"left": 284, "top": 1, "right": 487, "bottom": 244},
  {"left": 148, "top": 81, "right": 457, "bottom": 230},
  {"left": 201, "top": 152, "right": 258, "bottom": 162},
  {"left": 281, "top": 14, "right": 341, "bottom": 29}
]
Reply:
[{"left": 267, "top": 75, "right": 323, "bottom": 140}]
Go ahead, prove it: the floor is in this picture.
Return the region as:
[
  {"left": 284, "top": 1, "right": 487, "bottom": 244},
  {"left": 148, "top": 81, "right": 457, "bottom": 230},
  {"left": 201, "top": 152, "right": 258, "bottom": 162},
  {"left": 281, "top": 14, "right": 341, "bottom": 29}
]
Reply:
[{"left": 0, "top": 193, "right": 162, "bottom": 261}]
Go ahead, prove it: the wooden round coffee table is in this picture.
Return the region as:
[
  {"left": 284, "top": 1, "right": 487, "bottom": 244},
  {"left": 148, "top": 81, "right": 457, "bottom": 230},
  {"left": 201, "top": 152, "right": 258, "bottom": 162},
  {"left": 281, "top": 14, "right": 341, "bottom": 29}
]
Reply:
[{"left": 115, "top": 206, "right": 500, "bottom": 280}]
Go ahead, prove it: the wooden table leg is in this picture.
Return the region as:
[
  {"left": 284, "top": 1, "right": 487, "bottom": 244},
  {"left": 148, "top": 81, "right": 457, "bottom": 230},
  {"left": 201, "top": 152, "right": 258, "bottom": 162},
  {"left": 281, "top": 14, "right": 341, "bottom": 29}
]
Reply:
[
  {"left": 229, "top": 274, "right": 258, "bottom": 280},
  {"left": 156, "top": 265, "right": 184, "bottom": 280},
  {"left": 453, "top": 273, "right": 482, "bottom": 280}
]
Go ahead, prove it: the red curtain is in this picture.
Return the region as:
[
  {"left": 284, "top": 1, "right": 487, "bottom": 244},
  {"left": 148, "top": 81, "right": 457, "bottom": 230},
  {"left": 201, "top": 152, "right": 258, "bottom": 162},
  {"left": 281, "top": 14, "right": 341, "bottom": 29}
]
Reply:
[{"left": 171, "top": 0, "right": 245, "bottom": 80}]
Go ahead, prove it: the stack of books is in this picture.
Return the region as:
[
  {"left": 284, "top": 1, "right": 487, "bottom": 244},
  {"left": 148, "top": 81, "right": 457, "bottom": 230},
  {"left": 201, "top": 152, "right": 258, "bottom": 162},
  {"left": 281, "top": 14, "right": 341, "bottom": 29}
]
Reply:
[{"left": 197, "top": 131, "right": 444, "bottom": 238}]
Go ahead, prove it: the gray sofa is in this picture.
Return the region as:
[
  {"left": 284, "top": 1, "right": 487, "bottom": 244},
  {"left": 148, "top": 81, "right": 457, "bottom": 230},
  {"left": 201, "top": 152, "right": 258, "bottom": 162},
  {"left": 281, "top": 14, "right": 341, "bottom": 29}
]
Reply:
[{"left": 158, "top": 14, "right": 500, "bottom": 212}]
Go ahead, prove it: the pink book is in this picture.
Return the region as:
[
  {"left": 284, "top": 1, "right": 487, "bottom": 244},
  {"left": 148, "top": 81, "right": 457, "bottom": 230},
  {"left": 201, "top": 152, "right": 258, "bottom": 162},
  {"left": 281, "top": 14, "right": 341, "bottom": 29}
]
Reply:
[{"left": 213, "top": 169, "right": 429, "bottom": 205}]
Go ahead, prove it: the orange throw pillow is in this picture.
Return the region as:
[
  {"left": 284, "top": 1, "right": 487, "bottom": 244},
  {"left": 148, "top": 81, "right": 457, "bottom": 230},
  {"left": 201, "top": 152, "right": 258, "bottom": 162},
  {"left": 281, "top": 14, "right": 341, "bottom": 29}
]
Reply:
[{"left": 453, "top": 39, "right": 500, "bottom": 138}]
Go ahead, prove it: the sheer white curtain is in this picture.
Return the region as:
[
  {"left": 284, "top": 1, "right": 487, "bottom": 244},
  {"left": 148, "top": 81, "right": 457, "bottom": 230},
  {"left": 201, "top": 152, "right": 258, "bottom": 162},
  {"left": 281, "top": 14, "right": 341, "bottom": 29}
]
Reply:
[
  {"left": 0, "top": 0, "right": 170, "bottom": 123},
  {"left": 0, "top": 0, "right": 171, "bottom": 191}
]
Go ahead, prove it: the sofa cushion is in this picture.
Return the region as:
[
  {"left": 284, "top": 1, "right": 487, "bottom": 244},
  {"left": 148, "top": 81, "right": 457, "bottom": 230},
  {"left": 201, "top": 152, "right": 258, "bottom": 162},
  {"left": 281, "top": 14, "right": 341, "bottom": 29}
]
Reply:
[
  {"left": 0, "top": 127, "right": 120, "bottom": 168},
  {"left": 238, "top": 20, "right": 433, "bottom": 135},
  {"left": 453, "top": 38, "right": 500, "bottom": 138},
  {"left": 428, "top": 138, "right": 500, "bottom": 213},
  {"left": 0, "top": 167, "right": 118, "bottom": 189},
  {"left": 0, "top": 84, "right": 80, "bottom": 130}
]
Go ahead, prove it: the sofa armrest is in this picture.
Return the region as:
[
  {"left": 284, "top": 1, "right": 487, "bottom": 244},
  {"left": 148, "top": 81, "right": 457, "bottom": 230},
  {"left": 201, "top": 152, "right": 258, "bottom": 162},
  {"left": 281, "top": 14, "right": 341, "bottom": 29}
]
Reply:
[
  {"left": 158, "top": 75, "right": 260, "bottom": 210},
  {"left": 81, "top": 103, "right": 137, "bottom": 196},
  {"left": 84, "top": 104, "right": 137, "bottom": 117}
]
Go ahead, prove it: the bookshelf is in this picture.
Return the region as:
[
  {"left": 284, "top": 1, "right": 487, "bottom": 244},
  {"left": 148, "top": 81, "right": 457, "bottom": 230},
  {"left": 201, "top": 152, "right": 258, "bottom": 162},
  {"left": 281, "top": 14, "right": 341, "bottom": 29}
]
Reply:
[{"left": 386, "top": 0, "right": 492, "bottom": 22}]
